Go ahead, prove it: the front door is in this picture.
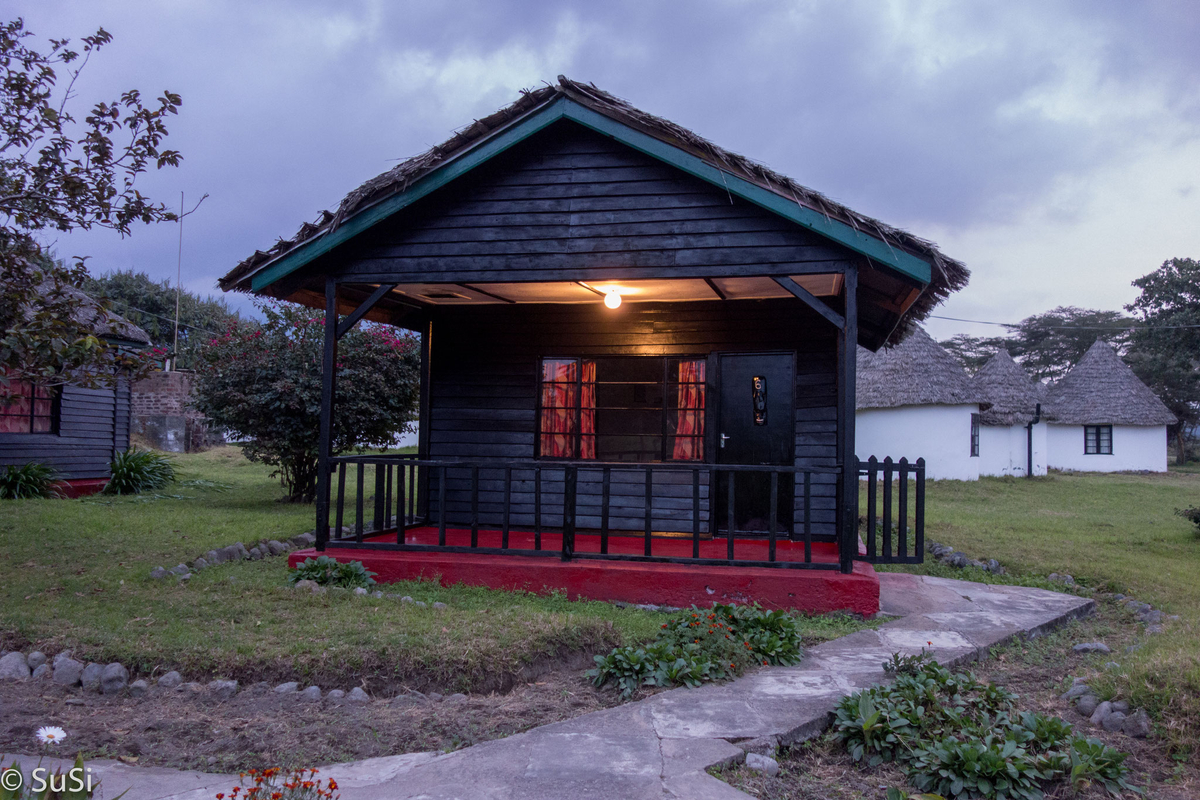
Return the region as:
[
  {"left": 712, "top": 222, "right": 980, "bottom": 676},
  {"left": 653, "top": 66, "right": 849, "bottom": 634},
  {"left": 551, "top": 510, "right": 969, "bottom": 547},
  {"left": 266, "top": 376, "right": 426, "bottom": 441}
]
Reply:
[{"left": 716, "top": 353, "right": 794, "bottom": 535}]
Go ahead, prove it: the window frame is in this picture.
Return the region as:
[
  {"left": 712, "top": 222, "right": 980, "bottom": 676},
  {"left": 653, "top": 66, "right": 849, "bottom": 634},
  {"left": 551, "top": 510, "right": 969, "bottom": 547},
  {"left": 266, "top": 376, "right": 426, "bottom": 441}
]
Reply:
[
  {"left": 1084, "top": 424, "right": 1113, "bottom": 455},
  {"left": 535, "top": 355, "right": 707, "bottom": 462},
  {"left": 0, "top": 381, "right": 60, "bottom": 436},
  {"left": 969, "top": 413, "right": 980, "bottom": 457}
]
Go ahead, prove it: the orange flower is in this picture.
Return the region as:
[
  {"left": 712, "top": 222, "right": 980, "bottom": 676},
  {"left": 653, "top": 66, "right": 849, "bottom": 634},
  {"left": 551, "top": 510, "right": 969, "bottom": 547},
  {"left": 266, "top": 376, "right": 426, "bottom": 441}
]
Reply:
[
  {"left": 217, "top": 794, "right": 224, "bottom": 799},
  {"left": 328, "top": 780, "right": 338, "bottom": 791}
]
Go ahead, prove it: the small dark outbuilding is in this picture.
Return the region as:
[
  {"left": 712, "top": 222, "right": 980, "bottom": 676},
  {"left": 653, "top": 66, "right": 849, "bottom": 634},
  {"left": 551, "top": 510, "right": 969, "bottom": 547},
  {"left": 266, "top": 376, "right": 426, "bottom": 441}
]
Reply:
[{"left": 0, "top": 286, "right": 151, "bottom": 494}]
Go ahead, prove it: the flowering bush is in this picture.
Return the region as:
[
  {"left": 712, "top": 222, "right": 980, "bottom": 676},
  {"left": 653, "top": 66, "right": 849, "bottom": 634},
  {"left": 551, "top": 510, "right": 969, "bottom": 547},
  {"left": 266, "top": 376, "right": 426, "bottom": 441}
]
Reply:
[
  {"left": 589, "top": 604, "right": 805, "bottom": 697},
  {"left": 221, "top": 768, "right": 339, "bottom": 800},
  {"left": 192, "top": 301, "right": 419, "bottom": 501}
]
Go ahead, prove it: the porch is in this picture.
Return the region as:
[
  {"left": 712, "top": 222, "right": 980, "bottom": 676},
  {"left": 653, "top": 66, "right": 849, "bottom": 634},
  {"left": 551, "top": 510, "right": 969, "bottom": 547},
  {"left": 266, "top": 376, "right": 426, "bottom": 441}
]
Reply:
[{"left": 297, "top": 454, "right": 925, "bottom": 614}]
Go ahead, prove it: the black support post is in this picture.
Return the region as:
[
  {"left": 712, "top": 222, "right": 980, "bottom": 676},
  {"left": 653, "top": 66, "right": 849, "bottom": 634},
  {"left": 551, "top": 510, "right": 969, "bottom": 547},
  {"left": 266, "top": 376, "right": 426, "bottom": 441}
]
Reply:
[
  {"left": 315, "top": 278, "right": 338, "bottom": 552},
  {"left": 838, "top": 264, "right": 858, "bottom": 574}
]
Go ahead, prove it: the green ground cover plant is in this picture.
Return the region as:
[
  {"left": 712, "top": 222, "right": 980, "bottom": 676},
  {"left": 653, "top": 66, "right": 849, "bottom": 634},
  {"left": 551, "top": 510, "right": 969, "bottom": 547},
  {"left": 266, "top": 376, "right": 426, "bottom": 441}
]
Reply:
[
  {"left": 833, "top": 657, "right": 1138, "bottom": 798},
  {"left": 872, "top": 468, "right": 1200, "bottom": 753},
  {"left": 0, "top": 463, "right": 60, "bottom": 499},
  {"left": 0, "top": 446, "right": 869, "bottom": 693},
  {"left": 104, "top": 448, "right": 176, "bottom": 495},
  {"left": 589, "top": 604, "right": 806, "bottom": 697},
  {"left": 289, "top": 555, "right": 376, "bottom": 589}
]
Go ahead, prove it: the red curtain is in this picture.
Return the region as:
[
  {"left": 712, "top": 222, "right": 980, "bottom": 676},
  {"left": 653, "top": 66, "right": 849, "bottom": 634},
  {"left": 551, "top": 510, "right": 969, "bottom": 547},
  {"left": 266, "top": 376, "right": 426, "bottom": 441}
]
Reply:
[
  {"left": 539, "top": 359, "right": 597, "bottom": 459},
  {"left": 580, "top": 360, "right": 596, "bottom": 459},
  {"left": 0, "top": 381, "right": 52, "bottom": 434},
  {"left": 539, "top": 360, "right": 577, "bottom": 457},
  {"left": 672, "top": 360, "right": 705, "bottom": 460}
]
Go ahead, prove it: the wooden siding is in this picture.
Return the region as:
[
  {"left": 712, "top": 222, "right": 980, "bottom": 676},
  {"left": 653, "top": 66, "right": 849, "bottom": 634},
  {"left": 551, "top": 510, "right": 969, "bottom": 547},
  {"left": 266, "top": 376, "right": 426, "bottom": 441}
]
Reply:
[
  {"left": 0, "top": 381, "right": 129, "bottom": 480},
  {"left": 424, "top": 300, "right": 840, "bottom": 537},
  {"left": 335, "top": 120, "right": 855, "bottom": 285}
]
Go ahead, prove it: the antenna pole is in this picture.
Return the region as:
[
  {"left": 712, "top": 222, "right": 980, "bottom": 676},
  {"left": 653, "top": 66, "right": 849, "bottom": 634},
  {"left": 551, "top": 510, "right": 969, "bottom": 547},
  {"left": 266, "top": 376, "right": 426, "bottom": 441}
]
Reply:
[{"left": 172, "top": 191, "right": 184, "bottom": 371}]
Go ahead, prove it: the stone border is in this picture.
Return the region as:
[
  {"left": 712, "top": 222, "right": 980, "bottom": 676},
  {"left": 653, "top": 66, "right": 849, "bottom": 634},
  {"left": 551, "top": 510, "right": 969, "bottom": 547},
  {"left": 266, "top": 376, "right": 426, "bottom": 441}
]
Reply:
[{"left": 149, "top": 532, "right": 316, "bottom": 580}]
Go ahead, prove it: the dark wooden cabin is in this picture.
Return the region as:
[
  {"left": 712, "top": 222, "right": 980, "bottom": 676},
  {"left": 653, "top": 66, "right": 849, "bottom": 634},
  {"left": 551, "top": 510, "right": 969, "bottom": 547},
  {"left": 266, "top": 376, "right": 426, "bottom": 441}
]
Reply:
[
  {"left": 221, "top": 78, "right": 969, "bottom": 612},
  {"left": 0, "top": 287, "right": 150, "bottom": 495}
]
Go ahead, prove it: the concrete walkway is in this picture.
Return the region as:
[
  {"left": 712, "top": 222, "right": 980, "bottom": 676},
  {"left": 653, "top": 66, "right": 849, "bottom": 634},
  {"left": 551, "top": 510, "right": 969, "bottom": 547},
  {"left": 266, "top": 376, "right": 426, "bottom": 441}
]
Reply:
[{"left": 3, "top": 574, "right": 1093, "bottom": 800}]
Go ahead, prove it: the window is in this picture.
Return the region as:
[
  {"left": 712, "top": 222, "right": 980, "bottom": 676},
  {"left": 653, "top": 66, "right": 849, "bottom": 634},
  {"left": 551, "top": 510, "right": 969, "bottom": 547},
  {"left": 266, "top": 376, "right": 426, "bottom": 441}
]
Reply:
[
  {"left": 1084, "top": 425, "right": 1112, "bottom": 455},
  {"left": 538, "top": 356, "right": 706, "bottom": 461},
  {"left": 0, "top": 381, "right": 58, "bottom": 434},
  {"left": 970, "top": 413, "right": 980, "bottom": 457}
]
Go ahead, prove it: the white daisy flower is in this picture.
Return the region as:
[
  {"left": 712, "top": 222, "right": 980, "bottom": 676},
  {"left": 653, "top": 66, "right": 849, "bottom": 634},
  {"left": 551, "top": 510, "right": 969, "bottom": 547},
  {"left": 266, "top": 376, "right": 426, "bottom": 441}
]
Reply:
[{"left": 35, "top": 726, "right": 67, "bottom": 745}]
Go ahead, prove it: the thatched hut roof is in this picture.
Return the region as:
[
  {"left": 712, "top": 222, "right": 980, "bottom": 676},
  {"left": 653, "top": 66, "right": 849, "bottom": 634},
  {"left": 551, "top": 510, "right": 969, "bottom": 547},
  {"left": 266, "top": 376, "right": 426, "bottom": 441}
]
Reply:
[
  {"left": 857, "top": 327, "right": 985, "bottom": 410},
  {"left": 975, "top": 350, "right": 1041, "bottom": 426},
  {"left": 33, "top": 282, "right": 150, "bottom": 345},
  {"left": 220, "top": 77, "right": 968, "bottom": 342},
  {"left": 1046, "top": 340, "right": 1176, "bottom": 426}
]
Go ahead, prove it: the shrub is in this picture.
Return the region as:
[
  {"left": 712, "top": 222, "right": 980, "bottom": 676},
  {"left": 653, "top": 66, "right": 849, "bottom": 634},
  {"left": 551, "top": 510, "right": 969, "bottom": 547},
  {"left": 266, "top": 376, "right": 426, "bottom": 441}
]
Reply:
[
  {"left": 289, "top": 555, "right": 376, "bottom": 589},
  {"left": 104, "top": 448, "right": 176, "bottom": 494},
  {"left": 1175, "top": 506, "right": 1200, "bottom": 536},
  {"left": 192, "top": 301, "right": 420, "bottom": 502},
  {"left": 590, "top": 604, "right": 805, "bottom": 697},
  {"left": 832, "top": 658, "right": 1138, "bottom": 799},
  {"left": 0, "top": 462, "right": 61, "bottom": 499}
]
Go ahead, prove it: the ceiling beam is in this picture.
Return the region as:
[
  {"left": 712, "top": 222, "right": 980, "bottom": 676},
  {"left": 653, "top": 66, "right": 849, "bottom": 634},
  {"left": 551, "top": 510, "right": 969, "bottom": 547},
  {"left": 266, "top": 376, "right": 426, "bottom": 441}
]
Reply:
[
  {"left": 336, "top": 283, "right": 399, "bottom": 339},
  {"left": 773, "top": 276, "right": 845, "bottom": 329}
]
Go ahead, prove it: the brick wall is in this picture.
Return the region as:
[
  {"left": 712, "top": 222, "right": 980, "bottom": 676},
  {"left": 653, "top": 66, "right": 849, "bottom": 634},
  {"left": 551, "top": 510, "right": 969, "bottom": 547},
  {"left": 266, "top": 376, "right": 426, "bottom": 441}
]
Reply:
[{"left": 131, "top": 371, "right": 202, "bottom": 418}]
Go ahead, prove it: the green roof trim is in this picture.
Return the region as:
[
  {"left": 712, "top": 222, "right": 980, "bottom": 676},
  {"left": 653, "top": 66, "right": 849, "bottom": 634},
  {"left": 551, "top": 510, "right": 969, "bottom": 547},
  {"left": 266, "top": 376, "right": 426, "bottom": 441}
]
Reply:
[{"left": 251, "top": 96, "right": 931, "bottom": 292}]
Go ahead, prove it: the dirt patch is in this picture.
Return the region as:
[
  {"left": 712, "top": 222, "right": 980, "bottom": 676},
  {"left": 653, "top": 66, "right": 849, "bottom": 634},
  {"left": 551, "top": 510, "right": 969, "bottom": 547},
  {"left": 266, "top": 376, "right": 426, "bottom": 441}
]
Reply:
[
  {"left": 0, "top": 667, "right": 628, "bottom": 773},
  {"left": 716, "top": 608, "right": 1199, "bottom": 799}
]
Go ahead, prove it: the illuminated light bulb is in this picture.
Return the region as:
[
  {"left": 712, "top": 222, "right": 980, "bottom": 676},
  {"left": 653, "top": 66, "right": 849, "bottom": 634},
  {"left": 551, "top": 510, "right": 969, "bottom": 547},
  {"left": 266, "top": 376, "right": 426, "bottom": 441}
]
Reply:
[{"left": 604, "top": 289, "right": 622, "bottom": 309}]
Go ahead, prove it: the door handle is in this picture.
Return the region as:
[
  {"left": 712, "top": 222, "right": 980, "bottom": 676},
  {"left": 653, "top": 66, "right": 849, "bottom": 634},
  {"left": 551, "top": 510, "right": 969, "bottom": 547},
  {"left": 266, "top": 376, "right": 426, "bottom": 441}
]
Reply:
[{"left": 719, "top": 433, "right": 730, "bottom": 448}]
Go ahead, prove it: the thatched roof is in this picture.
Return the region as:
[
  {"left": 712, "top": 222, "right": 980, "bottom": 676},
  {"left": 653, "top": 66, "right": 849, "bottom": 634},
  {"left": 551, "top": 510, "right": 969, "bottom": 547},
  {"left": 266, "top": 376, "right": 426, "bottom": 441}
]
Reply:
[
  {"left": 975, "top": 350, "right": 1041, "bottom": 426},
  {"left": 34, "top": 282, "right": 150, "bottom": 345},
  {"left": 857, "top": 327, "right": 985, "bottom": 410},
  {"left": 220, "top": 77, "right": 968, "bottom": 340},
  {"left": 1046, "top": 340, "right": 1176, "bottom": 426}
]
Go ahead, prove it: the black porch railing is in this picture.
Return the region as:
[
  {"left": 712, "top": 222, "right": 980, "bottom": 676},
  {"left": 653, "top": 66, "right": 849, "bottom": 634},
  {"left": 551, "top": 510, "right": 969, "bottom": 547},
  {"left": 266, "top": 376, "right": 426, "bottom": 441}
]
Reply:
[
  {"left": 856, "top": 456, "right": 926, "bottom": 564},
  {"left": 316, "top": 454, "right": 926, "bottom": 572},
  {"left": 317, "top": 455, "right": 849, "bottom": 570}
]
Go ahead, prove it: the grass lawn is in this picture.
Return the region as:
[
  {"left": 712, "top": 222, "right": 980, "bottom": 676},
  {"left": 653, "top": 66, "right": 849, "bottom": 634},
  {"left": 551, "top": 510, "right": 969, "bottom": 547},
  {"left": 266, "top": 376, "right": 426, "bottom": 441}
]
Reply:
[
  {"left": 878, "top": 468, "right": 1200, "bottom": 753},
  {"left": 0, "top": 447, "right": 869, "bottom": 694}
]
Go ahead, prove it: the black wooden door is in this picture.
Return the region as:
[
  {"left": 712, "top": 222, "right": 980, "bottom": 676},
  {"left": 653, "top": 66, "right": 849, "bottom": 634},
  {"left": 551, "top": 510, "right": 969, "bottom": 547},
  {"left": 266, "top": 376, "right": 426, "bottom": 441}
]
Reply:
[{"left": 716, "top": 353, "right": 794, "bottom": 535}]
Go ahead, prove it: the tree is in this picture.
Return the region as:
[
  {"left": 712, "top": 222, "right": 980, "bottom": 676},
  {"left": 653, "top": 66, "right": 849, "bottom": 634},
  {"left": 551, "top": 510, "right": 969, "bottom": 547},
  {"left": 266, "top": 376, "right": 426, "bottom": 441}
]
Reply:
[
  {"left": 939, "top": 307, "right": 1136, "bottom": 380},
  {"left": 938, "top": 333, "right": 1007, "bottom": 373},
  {"left": 191, "top": 302, "right": 421, "bottom": 502},
  {"left": 83, "top": 270, "right": 240, "bottom": 370},
  {"left": 0, "top": 18, "right": 182, "bottom": 395},
  {"left": 1002, "top": 307, "right": 1136, "bottom": 381},
  {"left": 1126, "top": 258, "right": 1200, "bottom": 464}
]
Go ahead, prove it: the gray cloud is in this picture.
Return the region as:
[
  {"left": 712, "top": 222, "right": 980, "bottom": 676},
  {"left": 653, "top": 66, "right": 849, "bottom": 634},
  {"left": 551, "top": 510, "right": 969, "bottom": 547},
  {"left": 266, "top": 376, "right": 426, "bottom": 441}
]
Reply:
[{"left": 11, "top": 0, "right": 1200, "bottom": 324}]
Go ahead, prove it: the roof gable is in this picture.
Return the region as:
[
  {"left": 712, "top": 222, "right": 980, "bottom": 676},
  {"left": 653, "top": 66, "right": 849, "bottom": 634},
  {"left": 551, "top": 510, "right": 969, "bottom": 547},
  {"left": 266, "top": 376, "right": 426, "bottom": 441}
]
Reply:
[
  {"left": 222, "top": 78, "right": 968, "bottom": 337},
  {"left": 1046, "top": 340, "right": 1176, "bottom": 426}
]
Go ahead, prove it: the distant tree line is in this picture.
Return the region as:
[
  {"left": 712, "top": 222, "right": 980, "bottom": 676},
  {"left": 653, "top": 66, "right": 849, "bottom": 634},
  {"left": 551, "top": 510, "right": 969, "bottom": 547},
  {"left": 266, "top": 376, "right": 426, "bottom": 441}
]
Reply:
[
  {"left": 940, "top": 258, "right": 1199, "bottom": 463},
  {"left": 83, "top": 270, "right": 241, "bottom": 370}
]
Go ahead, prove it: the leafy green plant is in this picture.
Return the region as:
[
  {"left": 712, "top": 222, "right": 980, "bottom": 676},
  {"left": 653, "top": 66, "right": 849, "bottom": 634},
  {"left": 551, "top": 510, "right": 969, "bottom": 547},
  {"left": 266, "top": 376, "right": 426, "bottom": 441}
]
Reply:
[
  {"left": 288, "top": 555, "right": 376, "bottom": 589},
  {"left": 104, "top": 448, "right": 176, "bottom": 495},
  {"left": 0, "top": 462, "right": 61, "bottom": 499},
  {"left": 1068, "top": 737, "right": 1140, "bottom": 796},
  {"left": 589, "top": 604, "right": 805, "bottom": 698},
  {"left": 833, "top": 658, "right": 1140, "bottom": 799}
]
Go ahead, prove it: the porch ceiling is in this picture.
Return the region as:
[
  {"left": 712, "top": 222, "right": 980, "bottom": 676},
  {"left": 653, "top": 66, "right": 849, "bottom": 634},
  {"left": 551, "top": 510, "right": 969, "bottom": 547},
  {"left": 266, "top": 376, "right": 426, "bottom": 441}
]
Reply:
[{"left": 387, "top": 274, "right": 844, "bottom": 306}]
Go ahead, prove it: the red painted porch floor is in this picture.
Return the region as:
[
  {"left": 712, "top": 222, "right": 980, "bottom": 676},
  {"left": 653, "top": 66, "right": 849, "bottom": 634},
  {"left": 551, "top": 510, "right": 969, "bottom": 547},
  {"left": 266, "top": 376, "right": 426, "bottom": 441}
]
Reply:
[{"left": 290, "top": 527, "right": 880, "bottom": 615}]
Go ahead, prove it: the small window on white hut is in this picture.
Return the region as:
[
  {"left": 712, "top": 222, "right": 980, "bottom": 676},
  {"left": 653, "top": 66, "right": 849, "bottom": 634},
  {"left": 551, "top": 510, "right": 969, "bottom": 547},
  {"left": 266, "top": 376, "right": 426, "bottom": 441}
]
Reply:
[
  {"left": 969, "top": 413, "right": 980, "bottom": 457},
  {"left": 1084, "top": 425, "right": 1113, "bottom": 455}
]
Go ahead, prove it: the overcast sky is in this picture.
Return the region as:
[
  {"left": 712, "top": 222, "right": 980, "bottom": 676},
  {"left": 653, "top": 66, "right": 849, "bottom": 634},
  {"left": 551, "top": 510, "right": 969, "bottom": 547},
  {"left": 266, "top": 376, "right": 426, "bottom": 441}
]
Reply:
[{"left": 14, "top": 0, "right": 1200, "bottom": 340}]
